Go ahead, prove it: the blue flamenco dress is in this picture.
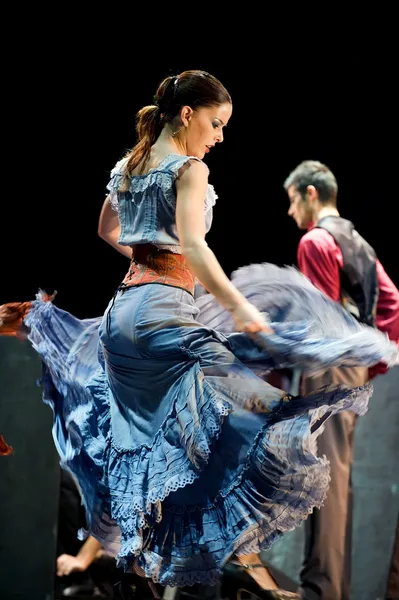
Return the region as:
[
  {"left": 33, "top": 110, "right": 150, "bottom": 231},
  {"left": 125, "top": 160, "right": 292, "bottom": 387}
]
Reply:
[{"left": 16, "top": 154, "right": 399, "bottom": 586}]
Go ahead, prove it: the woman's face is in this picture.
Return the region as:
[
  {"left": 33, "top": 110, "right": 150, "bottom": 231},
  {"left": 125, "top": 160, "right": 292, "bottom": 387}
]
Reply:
[{"left": 182, "top": 102, "right": 232, "bottom": 159}]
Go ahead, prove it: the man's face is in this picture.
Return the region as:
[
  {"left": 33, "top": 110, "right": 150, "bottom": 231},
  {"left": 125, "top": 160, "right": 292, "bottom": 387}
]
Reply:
[{"left": 287, "top": 185, "right": 313, "bottom": 230}]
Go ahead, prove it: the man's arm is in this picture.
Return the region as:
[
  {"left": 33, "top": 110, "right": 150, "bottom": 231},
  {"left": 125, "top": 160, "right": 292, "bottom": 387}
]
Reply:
[{"left": 369, "top": 259, "right": 399, "bottom": 378}]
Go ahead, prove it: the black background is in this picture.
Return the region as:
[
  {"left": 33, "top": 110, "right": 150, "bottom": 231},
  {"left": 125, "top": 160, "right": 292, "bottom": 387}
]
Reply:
[{"left": 3, "top": 30, "right": 397, "bottom": 318}]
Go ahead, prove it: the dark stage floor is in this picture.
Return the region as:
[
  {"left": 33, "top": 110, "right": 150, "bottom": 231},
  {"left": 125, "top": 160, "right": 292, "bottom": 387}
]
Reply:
[{"left": 54, "top": 563, "right": 298, "bottom": 600}]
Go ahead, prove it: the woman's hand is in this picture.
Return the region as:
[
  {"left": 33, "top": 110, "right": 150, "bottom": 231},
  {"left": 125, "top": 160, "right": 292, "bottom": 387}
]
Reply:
[
  {"left": 231, "top": 301, "right": 274, "bottom": 334},
  {"left": 56, "top": 554, "right": 87, "bottom": 577}
]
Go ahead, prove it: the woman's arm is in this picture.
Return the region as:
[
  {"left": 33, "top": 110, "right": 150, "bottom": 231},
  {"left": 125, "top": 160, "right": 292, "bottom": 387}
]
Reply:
[
  {"left": 56, "top": 536, "right": 103, "bottom": 576},
  {"left": 176, "top": 161, "right": 271, "bottom": 334},
  {"left": 98, "top": 197, "right": 132, "bottom": 259}
]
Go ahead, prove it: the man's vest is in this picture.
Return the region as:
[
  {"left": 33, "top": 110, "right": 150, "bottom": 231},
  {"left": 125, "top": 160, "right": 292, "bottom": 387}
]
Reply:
[{"left": 316, "top": 216, "right": 378, "bottom": 326}]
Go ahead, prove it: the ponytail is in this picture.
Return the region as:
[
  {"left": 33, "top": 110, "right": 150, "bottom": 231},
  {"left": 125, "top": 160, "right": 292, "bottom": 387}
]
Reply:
[{"left": 121, "top": 104, "right": 162, "bottom": 191}]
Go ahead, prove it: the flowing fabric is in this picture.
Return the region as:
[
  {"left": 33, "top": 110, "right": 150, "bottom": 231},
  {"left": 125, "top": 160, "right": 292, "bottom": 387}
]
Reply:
[{"left": 6, "top": 262, "right": 397, "bottom": 586}]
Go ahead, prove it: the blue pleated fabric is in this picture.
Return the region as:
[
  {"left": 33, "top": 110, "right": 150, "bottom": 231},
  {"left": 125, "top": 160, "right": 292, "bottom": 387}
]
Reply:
[{"left": 23, "top": 264, "right": 398, "bottom": 587}]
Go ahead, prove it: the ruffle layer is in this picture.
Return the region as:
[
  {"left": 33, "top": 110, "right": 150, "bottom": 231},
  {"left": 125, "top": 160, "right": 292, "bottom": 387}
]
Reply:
[
  {"left": 99, "top": 382, "right": 371, "bottom": 586},
  {"left": 14, "top": 263, "right": 397, "bottom": 586}
]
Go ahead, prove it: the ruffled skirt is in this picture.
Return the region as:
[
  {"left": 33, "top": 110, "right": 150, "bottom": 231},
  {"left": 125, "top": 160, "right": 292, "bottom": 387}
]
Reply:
[{"left": 21, "top": 264, "right": 398, "bottom": 586}]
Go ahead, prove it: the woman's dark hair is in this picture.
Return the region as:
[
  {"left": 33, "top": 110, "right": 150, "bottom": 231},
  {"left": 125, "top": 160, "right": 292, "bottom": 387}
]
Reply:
[{"left": 121, "top": 70, "right": 231, "bottom": 188}]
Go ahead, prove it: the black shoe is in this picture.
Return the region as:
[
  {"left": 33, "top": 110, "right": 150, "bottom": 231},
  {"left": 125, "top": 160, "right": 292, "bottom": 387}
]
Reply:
[
  {"left": 62, "top": 582, "right": 98, "bottom": 597},
  {"left": 221, "top": 563, "right": 301, "bottom": 600}
]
